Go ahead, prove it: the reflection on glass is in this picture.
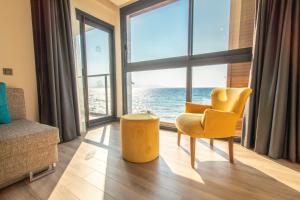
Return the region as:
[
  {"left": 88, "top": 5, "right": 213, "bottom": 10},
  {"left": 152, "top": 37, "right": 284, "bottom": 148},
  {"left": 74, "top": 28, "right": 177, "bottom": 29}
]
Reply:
[
  {"left": 192, "top": 65, "right": 227, "bottom": 104},
  {"left": 85, "top": 25, "right": 112, "bottom": 121},
  {"left": 85, "top": 25, "right": 110, "bottom": 75},
  {"left": 128, "top": 0, "right": 188, "bottom": 62},
  {"left": 193, "top": 0, "right": 255, "bottom": 54},
  {"left": 88, "top": 76, "right": 111, "bottom": 119},
  {"left": 127, "top": 68, "right": 186, "bottom": 123}
]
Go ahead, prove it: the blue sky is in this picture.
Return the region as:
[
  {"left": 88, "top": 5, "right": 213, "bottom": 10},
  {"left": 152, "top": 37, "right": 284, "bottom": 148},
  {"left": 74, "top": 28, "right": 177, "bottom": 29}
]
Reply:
[
  {"left": 129, "top": 0, "right": 230, "bottom": 88},
  {"left": 84, "top": 25, "right": 110, "bottom": 88},
  {"left": 193, "top": 0, "right": 230, "bottom": 54},
  {"left": 130, "top": 0, "right": 188, "bottom": 62},
  {"left": 85, "top": 25, "right": 110, "bottom": 76},
  {"left": 130, "top": 0, "right": 230, "bottom": 62}
]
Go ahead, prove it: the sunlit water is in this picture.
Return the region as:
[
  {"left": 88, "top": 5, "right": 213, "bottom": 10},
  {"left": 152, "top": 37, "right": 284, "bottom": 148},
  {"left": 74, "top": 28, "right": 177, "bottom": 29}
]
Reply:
[
  {"left": 130, "top": 88, "right": 212, "bottom": 123},
  {"left": 88, "top": 88, "right": 111, "bottom": 116},
  {"left": 88, "top": 87, "right": 213, "bottom": 122}
]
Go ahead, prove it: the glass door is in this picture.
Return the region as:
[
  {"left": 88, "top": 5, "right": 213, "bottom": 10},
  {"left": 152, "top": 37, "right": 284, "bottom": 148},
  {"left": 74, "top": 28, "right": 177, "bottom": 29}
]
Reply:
[{"left": 77, "top": 10, "right": 115, "bottom": 128}]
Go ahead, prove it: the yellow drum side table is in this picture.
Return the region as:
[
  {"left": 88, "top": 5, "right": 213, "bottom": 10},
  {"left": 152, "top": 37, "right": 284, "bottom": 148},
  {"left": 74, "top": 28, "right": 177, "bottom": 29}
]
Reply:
[{"left": 120, "top": 113, "right": 159, "bottom": 163}]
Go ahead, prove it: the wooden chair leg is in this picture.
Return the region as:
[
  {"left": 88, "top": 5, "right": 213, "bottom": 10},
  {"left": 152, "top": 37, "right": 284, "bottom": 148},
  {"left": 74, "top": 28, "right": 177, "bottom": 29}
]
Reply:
[
  {"left": 190, "top": 137, "right": 196, "bottom": 168},
  {"left": 228, "top": 137, "right": 234, "bottom": 163},
  {"left": 177, "top": 131, "right": 181, "bottom": 146},
  {"left": 210, "top": 139, "right": 214, "bottom": 148}
]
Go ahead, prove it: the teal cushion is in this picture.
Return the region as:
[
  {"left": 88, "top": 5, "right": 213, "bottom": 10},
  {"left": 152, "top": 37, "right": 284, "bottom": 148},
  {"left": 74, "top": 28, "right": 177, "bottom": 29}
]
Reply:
[{"left": 0, "top": 82, "right": 11, "bottom": 124}]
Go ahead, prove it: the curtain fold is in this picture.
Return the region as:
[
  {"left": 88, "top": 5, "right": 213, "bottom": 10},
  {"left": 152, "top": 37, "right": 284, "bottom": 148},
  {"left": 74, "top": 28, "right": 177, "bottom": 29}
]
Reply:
[
  {"left": 242, "top": 0, "right": 300, "bottom": 162},
  {"left": 31, "top": 0, "right": 80, "bottom": 142}
]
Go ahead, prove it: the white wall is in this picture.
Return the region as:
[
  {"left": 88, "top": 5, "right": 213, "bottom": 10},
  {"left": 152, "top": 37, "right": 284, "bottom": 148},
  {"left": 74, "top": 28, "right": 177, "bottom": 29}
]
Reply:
[{"left": 0, "top": 0, "right": 38, "bottom": 121}]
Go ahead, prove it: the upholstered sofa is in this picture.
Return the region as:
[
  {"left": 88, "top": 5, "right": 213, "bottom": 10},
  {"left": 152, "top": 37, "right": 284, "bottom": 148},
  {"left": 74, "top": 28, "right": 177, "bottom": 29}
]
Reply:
[{"left": 0, "top": 88, "right": 59, "bottom": 188}]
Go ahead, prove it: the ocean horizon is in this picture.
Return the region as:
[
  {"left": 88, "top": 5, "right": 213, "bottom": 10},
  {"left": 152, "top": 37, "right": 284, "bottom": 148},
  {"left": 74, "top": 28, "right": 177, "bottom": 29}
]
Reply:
[
  {"left": 88, "top": 87, "right": 213, "bottom": 122},
  {"left": 129, "top": 87, "right": 213, "bottom": 123}
]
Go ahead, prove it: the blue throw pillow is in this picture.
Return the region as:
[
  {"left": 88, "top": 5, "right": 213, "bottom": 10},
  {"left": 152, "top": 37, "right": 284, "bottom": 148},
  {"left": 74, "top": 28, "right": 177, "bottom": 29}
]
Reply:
[{"left": 0, "top": 82, "right": 11, "bottom": 124}]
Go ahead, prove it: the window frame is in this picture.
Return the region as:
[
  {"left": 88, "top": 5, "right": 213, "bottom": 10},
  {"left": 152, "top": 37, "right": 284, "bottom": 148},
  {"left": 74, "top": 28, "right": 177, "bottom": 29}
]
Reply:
[{"left": 120, "top": 0, "right": 252, "bottom": 128}]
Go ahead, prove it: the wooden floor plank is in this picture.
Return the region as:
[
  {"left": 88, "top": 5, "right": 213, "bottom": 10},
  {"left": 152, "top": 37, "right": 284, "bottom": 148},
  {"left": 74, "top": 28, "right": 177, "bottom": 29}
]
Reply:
[{"left": 0, "top": 122, "right": 299, "bottom": 200}]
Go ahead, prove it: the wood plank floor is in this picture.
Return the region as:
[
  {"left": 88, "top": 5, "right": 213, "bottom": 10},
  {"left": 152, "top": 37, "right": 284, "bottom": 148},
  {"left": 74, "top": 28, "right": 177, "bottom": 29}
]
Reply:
[{"left": 1, "top": 122, "right": 300, "bottom": 200}]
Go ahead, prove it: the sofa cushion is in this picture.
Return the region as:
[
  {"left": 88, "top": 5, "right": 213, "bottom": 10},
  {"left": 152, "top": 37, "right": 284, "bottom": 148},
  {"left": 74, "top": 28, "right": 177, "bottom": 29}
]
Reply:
[{"left": 0, "top": 120, "right": 59, "bottom": 159}]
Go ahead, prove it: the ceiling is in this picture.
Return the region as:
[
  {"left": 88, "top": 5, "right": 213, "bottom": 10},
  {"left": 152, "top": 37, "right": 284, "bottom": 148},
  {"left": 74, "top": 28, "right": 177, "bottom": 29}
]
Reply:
[{"left": 108, "top": 0, "right": 137, "bottom": 7}]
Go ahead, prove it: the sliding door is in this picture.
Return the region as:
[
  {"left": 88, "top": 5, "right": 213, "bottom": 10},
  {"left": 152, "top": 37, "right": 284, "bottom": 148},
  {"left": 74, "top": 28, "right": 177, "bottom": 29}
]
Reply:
[{"left": 76, "top": 10, "right": 116, "bottom": 128}]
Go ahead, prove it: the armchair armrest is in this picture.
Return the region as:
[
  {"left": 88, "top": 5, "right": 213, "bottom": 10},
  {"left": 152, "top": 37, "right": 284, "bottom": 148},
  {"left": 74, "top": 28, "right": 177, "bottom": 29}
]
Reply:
[
  {"left": 185, "top": 102, "right": 212, "bottom": 113},
  {"left": 202, "top": 109, "right": 239, "bottom": 137}
]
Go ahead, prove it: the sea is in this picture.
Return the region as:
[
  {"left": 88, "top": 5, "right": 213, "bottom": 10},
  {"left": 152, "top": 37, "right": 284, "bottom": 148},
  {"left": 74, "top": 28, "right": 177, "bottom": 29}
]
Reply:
[
  {"left": 88, "top": 87, "right": 213, "bottom": 123},
  {"left": 130, "top": 88, "right": 213, "bottom": 123}
]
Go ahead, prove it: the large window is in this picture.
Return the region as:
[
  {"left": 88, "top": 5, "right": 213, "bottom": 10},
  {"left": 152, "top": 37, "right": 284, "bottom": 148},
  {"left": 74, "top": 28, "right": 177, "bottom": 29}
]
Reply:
[{"left": 121, "top": 0, "right": 255, "bottom": 127}]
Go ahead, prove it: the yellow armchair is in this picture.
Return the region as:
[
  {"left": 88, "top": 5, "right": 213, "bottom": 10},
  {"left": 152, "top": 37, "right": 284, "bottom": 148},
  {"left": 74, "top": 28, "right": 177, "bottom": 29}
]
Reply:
[
  {"left": 185, "top": 102, "right": 212, "bottom": 113},
  {"left": 176, "top": 88, "right": 252, "bottom": 168}
]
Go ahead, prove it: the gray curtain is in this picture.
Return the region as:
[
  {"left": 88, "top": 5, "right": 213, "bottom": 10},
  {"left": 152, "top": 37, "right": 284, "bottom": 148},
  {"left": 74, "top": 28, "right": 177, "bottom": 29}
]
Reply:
[
  {"left": 242, "top": 0, "right": 300, "bottom": 162},
  {"left": 31, "top": 0, "right": 80, "bottom": 142}
]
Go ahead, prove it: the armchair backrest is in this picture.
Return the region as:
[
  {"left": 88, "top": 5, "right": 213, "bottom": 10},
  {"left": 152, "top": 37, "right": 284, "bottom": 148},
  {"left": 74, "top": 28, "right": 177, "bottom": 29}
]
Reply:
[{"left": 211, "top": 88, "right": 252, "bottom": 117}]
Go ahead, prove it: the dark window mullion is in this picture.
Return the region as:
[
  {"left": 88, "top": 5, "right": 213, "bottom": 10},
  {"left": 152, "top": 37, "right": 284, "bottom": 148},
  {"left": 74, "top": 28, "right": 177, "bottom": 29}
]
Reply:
[
  {"left": 190, "top": 47, "right": 252, "bottom": 66},
  {"left": 79, "top": 16, "right": 90, "bottom": 127},
  {"left": 124, "top": 47, "right": 252, "bottom": 73},
  {"left": 121, "top": 9, "right": 128, "bottom": 114},
  {"left": 186, "top": 0, "right": 194, "bottom": 102},
  {"left": 126, "top": 56, "right": 188, "bottom": 72}
]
